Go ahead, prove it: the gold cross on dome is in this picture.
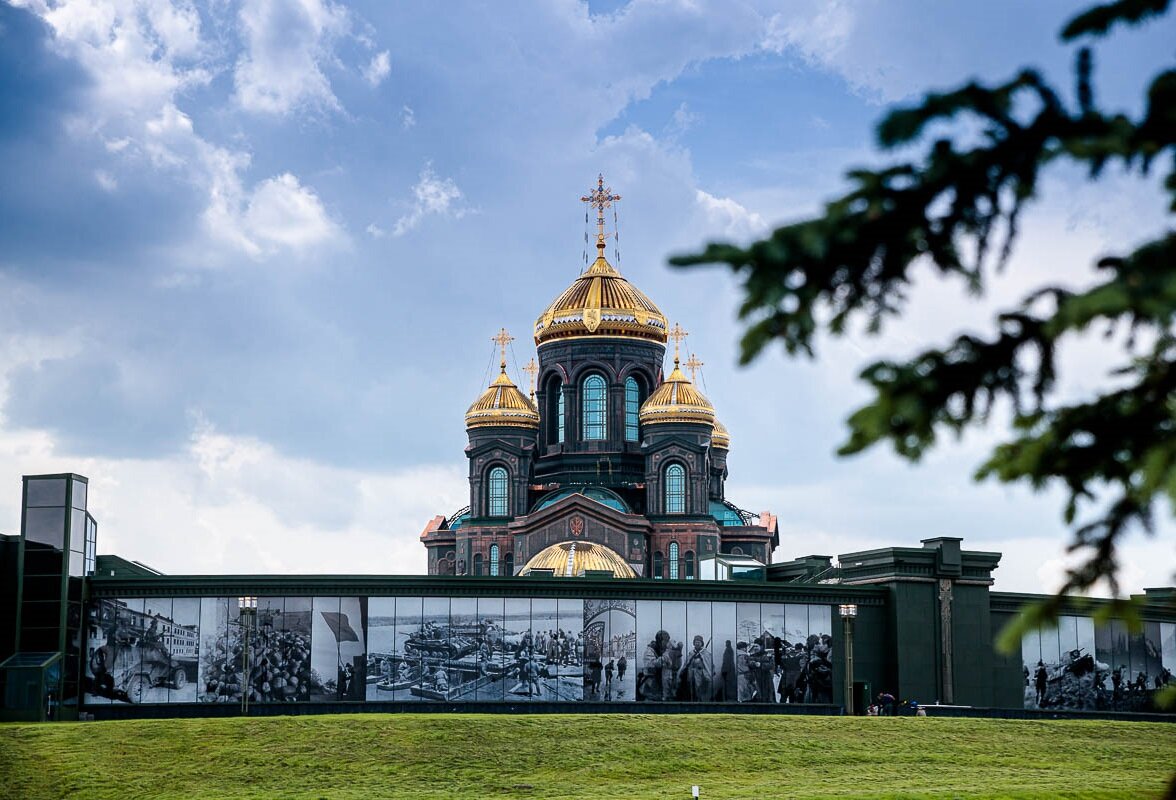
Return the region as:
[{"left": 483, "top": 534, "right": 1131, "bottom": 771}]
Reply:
[
  {"left": 522, "top": 357, "right": 539, "bottom": 398},
  {"left": 492, "top": 327, "right": 514, "bottom": 366},
  {"left": 668, "top": 322, "right": 688, "bottom": 361},
  {"left": 685, "top": 353, "right": 704, "bottom": 383},
  {"left": 581, "top": 174, "right": 621, "bottom": 251}
]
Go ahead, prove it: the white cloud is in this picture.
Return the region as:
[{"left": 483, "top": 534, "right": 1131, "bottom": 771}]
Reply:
[
  {"left": 94, "top": 169, "right": 117, "bottom": 192},
  {"left": 694, "top": 188, "right": 768, "bottom": 240},
  {"left": 392, "top": 164, "right": 467, "bottom": 237},
  {"left": 366, "top": 223, "right": 386, "bottom": 239},
  {"left": 667, "top": 101, "right": 700, "bottom": 136},
  {"left": 363, "top": 50, "right": 391, "bottom": 87},
  {"left": 400, "top": 104, "right": 416, "bottom": 129},
  {"left": 233, "top": 0, "right": 350, "bottom": 115}
]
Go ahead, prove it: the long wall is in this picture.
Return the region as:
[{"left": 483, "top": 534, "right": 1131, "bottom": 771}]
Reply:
[{"left": 81, "top": 578, "right": 885, "bottom": 710}]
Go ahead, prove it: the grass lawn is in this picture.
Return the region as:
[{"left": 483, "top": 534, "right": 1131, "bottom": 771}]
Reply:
[{"left": 1, "top": 713, "right": 1174, "bottom": 799}]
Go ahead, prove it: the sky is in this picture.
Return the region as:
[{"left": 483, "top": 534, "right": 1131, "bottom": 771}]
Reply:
[{"left": 0, "top": 0, "right": 1172, "bottom": 593}]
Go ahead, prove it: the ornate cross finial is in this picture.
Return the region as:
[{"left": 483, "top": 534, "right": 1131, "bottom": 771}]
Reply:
[
  {"left": 685, "top": 353, "right": 704, "bottom": 383},
  {"left": 522, "top": 357, "right": 539, "bottom": 399},
  {"left": 668, "top": 322, "right": 688, "bottom": 364},
  {"left": 581, "top": 173, "right": 621, "bottom": 254},
  {"left": 492, "top": 327, "right": 514, "bottom": 369}
]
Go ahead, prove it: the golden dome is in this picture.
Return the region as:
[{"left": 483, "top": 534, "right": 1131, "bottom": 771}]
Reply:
[
  {"left": 520, "top": 540, "right": 637, "bottom": 578},
  {"left": 639, "top": 357, "right": 716, "bottom": 427},
  {"left": 533, "top": 254, "right": 668, "bottom": 346},
  {"left": 711, "top": 418, "right": 730, "bottom": 449},
  {"left": 465, "top": 364, "right": 540, "bottom": 430}
]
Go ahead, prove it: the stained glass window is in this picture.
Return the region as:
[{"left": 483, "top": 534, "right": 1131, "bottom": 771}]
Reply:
[
  {"left": 582, "top": 374, "right": 606, "bottom": 440},
  {"left": 665, "top": 463, "right": 686, "bottom": 514},
  {"left": 488, "top": 467, "right": 509, "bottom": 517},
  {"left": 624, "top": 376, "right": 640, "bottom": 442}
]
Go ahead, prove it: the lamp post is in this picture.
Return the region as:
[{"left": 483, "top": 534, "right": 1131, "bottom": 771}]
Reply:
[
  {"left": 839, "top": 604, "right": 857, "bottom": 715},
  {"left": 238, "top": 596, "right": 257, "bottom": 715}
]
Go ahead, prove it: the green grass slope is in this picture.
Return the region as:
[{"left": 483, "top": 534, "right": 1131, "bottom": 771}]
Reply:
[{"left": 1, "top": 714, "right": 1173, "bottom": 799}]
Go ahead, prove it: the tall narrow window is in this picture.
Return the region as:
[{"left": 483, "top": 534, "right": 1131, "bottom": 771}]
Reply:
[
  {"left": 665, "top": 463, "right": 686, "bottom": 514},
  {"left": 557, "top": 390, "right": 566, "bottom": 443},
  {"left": 504, "top": 551, "right": 514, "bottom": 575},
  {"left": 488, "top": 467, "right": 509, "bottom": 516},
  {"left": 624, "top": 376, "right": 640, "bottom": 442},
  {"left": 474, "top": 553, "right": 484, "bottom": 576},
  {"left": 684, "top": 550, "right": 695, "bottom": 579},
  {"left": 669, "top": 541, "right": 680, "bottom": 580},
  {"left": 653, "top": 551, "right": 664, "bottom": 580},
  {"left": 489, "top": 544, "right": 500, "bottom": 577},
  {"left": 582, "top": 374, "right": 607, "bottom": 440}
]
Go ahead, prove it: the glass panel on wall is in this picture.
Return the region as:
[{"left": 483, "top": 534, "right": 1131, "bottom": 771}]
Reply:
[
  {"left": 761, "top": 603, "right": 788, "bottom": 704},
  {"left": 475, "top": 597, "right": 506, "bottom": 701},
  {"left": 168, "top": 598, "right": 200, "bottom": 703},
  {"left": 528, "top": 598, "right": 558, "bottom": 701},
  {"left": 26, "top": 478, "right": 67, "bottom": 507},
  {"left": 367, "top": 597, "right": 397, "bottom": 701},
  {"left": 1039, "top": 622, "right": 1061, "bottom": 666},
  {"left": 1162, "top": 624, "right": 1176, "bottom": 679},
  {"left": 393, "top": 598, "right": 424, "bottom": 702},
  {"left": 310, "top": 597, "right": 341, "bottom": 701},
  {"left": 1110, "top": 618, "right": 1130, "bottom": 699},
  {"left": 199, "top": 598, "right": 231, "bottom": 703},
  {"left": 1076, "top": 617, "right": 1096, "bottom": 664},
  {"left": 1058, "top": 615, "right": 1079, "bottom": 656},
  {"left": 1128, "top": 628, "right": 1148, "bottom": 689},
  {"left": 735, "top": 603, "right": 760, "bottom": 703},
  {"left": 71, "top": 481, "right": 87, "bottom": 510},
  {"left": 503, "top": 598, "right": 531, "bottom": 701},
  {"left": 635, "top": 600, "right": 663, "bottom": 702},
  {"left": 95, "top": 598, "right": 147, "bottom": 705},
  {"left": 712, "top": 602, "right": 737, "bottom": 703},
  {"left": 684, "top": 601, "right": 713, "bottom": 702},
  {"left": 413, "top": 597, "right": 450, "bottom": 702},
  {"left": 582, "top": 599, "right": 634, "bottom": 703},
  {"left": 83, "top": 599, "right": 116, "bottom": 705},
  {"left": 806, "top": 605, "right": 835, "bottom": 704},
  {"left": 556, "top": 598, "right": 584, "bottom": 702},
  {"left": 137, "top": 597, "right": 173, "bottom": 704},
  {"left": 1143, "top": 622, "right": 1163, "bottom": 690},
  {"left": 24, "top": 507, "right": 66, "bottom": 549},
  {"left": 337, "top": 597, "right": 366, "bottom": 701},
  {"left": 660, "top": 600, "right": 687, "bottom": 702},
  {"left": 446, "top": 598, "right": 479, "bottom": 702},
  {"left": 274, "top": 598, "right": 313, "bottom": 702}
]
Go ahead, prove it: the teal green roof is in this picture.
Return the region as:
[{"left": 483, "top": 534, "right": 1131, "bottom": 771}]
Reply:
[
  {"left": 710, "top": 500, "right": 747, "bottom": 527},
  {"left": 534, "top": 486, "right": 631, "bottom": 514}
]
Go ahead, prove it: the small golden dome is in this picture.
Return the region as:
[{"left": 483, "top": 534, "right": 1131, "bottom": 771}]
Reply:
[
  {"left": 533, "top": 255, "right": 668, "bottom": 346},
  {"left": 465, "top": 364, "right": 540, "bottom": 430},
  {"left": 639, "top": 358, "right": 716, "bottom": 427},
  {"left": 520, "top": 540, "right": 636, "bottom": 578},
  {"left": 711, "top": 418, "right": 730, "bottom": 449}
]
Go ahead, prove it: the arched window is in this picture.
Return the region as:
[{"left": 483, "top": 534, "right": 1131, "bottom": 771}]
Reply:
[
  {"left": 489, "top": 544, "right": 500, "bottom": 577},
  {"left": 653, "top": 551, "right": 664, "bottom": 580},
  {"left": 474, "top": 553, "right": 483, "bottom": 576},
  {"left": 488, "top": 467, "right": 509, "bottom": 516},
  {"left": 624, "top": 376, "right": 640, "bottom": 442},
  {"left": 557, "top": 390, "right": 565, "bottom": 443},
  {"left": 665, "top": 463, "right": 686, "bottom": 514},
  {"left": 504, "top": 551, "right": 514, "bottom": 575},
  {"left": 582, "top": 374, "right": 607, "bottom": 440},
  {"left": 668, "top": 541, "right": 680, "bottom": 580},
  {"left": 684, "top": 550, "right": 695, "bottom": 579}
]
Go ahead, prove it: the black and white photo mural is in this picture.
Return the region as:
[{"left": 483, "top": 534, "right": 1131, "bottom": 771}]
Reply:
[
  {"left": 1022, "top": 616, "right": 1175, "bottom": 711},
  {"left": 83, "top": 596, "right": 838, "bottom": 706}
]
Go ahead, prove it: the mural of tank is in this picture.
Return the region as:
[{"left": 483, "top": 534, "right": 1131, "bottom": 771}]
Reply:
[
  {"left": 88, "top": 619, "right": 196, "bottom": 703},
  {"left": 403, "top": 622, "right": 479, "bottom": 660}
]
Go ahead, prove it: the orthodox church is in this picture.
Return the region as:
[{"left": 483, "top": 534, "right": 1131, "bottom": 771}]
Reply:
[{"left": 420, "top": 176, "right": 779, "bottom": 578}]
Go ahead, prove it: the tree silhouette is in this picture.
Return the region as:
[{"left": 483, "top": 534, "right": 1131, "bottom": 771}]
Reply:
[{"left": 672, "top": 0, "right": 1174, "bottom": 621}]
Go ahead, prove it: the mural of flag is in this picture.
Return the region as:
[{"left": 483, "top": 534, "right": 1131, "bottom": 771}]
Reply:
[{"left": 320, "top": 611, "right": 359, "bottom": 642}]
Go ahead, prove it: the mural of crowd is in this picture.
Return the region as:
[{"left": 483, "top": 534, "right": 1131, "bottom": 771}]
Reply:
[
  {"left": 83, "top": 596, "right": 834, "bottom": 706},
  {"left": 1022, "top": 616, "right": 1176, "bottom": 712}
]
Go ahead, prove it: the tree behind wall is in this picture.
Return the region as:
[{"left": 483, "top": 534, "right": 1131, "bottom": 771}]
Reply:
[{"left": 672, "top": 0, "right": 1175, "bottom": 622}]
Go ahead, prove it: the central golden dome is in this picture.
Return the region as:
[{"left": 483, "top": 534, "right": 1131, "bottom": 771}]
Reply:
[
  {"left": 639, "top": 357, "right": 716, "bottom": 427},
  {"left": 520, "top": 540, "right": 637, "bottom": 578},
  {"left": 533, "top": 253, "right": 668, "bottom": 346}
]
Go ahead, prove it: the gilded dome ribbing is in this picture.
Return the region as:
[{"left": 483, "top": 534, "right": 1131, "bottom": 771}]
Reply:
[
  {"left": 639, "top": 358, "right": 716, "bottom": 427},
  {"left": 711, "top": 418, "right": 731, "bottom": 449},
  {"left": 533, "top": 254, "right": 668, "bottom": 346},
  {"left": 520, "top": 541, "right": 637, "bottom": 578},
  {"left": 465, "top": 365, "right": 540, "bottom": 430}
]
